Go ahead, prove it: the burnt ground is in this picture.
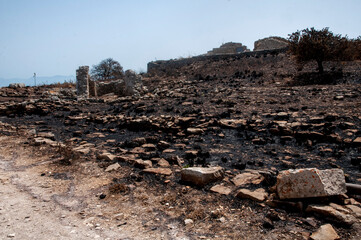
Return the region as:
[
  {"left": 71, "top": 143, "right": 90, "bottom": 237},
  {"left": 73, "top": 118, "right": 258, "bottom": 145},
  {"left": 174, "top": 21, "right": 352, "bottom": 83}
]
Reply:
[{"left": 0, "top": 74, "right": 361, "bottom": 239}]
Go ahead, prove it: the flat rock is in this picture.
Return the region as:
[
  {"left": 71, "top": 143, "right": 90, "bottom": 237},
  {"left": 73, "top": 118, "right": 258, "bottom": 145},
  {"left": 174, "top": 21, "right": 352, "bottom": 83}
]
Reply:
[
  {"left": 186, "top": 128, "right": 204, "bottom": 135},
  {"left": 105, "top": 163, "right": 121, "bottom": 172},
  {"left": 354, "top": 137, "right": 361, "bottom": 146},
  {"left": 210, "top": 184, "right": 232, "bottom": 195},
  {"left": 232, "top": 172, "right": 264, "bottom": 186},
  {"left": 97, "top": 152, "right": 118, "bottom": 161},
  {"left": 157, "top": 158, "right": 170, "bottom": 167},
  {"left": 142, "top": 168, "right": 172, "bottom": 176},
  {"left": 306, "top": 204, "right": 356, "bottom": 226},
  {"left": 310, "top": 224, "right": 340, "bottom": 240},
  {"left": 276, "top": 168, "right": 346, "bottom": 199},
  {"left": 181, "top": 166, "right": 224, "bottom": 186},
  {"left": 236, "top": 188, "right": 268, "bottom": 202},
  {"left": 218, "top": 119, "right": 247, "bottom": 129}
]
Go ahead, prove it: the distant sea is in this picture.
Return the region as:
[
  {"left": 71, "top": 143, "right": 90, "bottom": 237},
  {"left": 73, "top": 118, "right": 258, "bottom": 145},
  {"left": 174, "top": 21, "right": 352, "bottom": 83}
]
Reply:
[{"left": 0, "top": 75, "right": 75, "bottom": 87}]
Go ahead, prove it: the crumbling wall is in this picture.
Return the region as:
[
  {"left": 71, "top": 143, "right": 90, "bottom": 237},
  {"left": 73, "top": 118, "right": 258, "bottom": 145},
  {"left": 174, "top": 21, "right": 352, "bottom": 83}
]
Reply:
[
  {"left": 207, "top": 42, "right": 250, "bottom": 55},
  {"left": 254, "top": 37, "right": 288, "bottom": 51},
  {"left": 76, "top": 66, "right": 89, "bottom": 98},
  {"left": 95, "top": 71, "right": 146, "bottom": 97}
]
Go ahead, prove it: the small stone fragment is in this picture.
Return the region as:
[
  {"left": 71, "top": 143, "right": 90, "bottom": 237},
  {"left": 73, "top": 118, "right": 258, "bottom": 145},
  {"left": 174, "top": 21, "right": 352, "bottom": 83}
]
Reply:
[
  {"left": 310, "top": 224, "right": 340, "bottom": 240},
  {"left": 184, "top": 219, "right": 194, "bottom": 225},
  {"left": 142, "top": 168, "right": 172, "bottom": 176},
  {"left": 236, "top": 188, "right": 268, "bottom": 202},
  {"left": 231, "top": 172, "right": 264, "bottom": 186},
  {"left": 181, "top": 166, "right": 224, "bottom": 186},
  {"left": 105, "top": 163, "right": 121, "bottom": 172},
  {"left": 210, "top": 184, "right": 232, "bottom": 195}
]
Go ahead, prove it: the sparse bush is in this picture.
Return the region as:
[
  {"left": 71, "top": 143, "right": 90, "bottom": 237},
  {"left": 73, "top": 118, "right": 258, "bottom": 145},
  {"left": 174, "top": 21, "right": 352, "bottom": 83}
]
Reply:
[{"left": 91, "top": 58, "right": 124, "bottom": 80}]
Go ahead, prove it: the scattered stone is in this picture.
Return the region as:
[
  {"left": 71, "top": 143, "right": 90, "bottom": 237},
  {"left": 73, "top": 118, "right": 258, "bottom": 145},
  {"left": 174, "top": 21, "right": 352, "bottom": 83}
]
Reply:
[
  {"left": 184, "top": 219, "right": 194, "bottom": 225},
  {"left": 157, "top": 158, "right": 170, "bottom": 167},
  {"left": 276, "top": 168, "right": 346, "bottom": 199},
  {"left": 231, "top": 172, "right": 264, "bottom": 186},
  {"left": 210, "top": 184, "right": 232, "bottom": 195},
  {"left": 186, "top": 128, "right": 204, "bottom": 135},
  {"left": 97, "top": 152, "right": 118, "bottom": 161},
  {"left": 218, "top": 119, "right": 247, "bottom": 129},
  {"left": 134, "top": 159, "right": 152, "bottom": 169},
  {"left": 181, "top": 166, "right": 224, "bottom": 186},
  {"left": 105, "top": 163, "right": 121, "bottom": 172},
  {"left": 7, "top": 233, "right": 16, "bottom": 238},
  {"left": 142, "top": 168, "right": 172, "bottom": 176},
  {"left": 236, "top": 188, "right": 268, "bottom": 202},
  {"left": 306, "top": 204, "right": 356, "bottom": 226},
  {"left": 310, "top": 224, "right": 340, "bottom": 240}
]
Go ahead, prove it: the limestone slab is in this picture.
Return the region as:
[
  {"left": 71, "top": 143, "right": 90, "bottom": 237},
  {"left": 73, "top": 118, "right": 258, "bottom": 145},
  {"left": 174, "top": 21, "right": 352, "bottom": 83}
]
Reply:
[{"left": 276, "top": 168, "right": 346, "bottom": 199}]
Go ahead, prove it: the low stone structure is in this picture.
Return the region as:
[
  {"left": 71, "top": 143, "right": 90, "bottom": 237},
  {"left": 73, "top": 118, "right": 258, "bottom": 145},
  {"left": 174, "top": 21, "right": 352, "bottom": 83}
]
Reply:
[
  {"left": 207, "top": 42, "right": 249, "bottom": 55},
  {"left": 254, "top": 36, "right": 288, "bottom": 51},
  {"left": 9, "top": 83, "right": 26, "bottom": 88},
  {"left": 76, "top": 66, "right": 90, "bottom": 98},
  {"left": 76, "top": 66, "right": 145, "bottom": 98}
]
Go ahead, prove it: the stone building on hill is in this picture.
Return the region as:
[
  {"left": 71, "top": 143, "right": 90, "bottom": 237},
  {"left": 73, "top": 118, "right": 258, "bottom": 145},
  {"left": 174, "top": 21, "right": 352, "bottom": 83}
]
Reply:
[
  {"left": 206, "top": 42, "right": 250, "bottom": 56},
  {"left": 253, "top": 36, "right": 289, "bottom": 51}
]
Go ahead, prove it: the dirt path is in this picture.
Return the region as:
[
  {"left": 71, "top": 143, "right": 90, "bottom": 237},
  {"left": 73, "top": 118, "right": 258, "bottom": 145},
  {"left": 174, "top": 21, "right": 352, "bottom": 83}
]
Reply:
[{"left": 0, "top": 146, "right": 130, "bottom": 240}]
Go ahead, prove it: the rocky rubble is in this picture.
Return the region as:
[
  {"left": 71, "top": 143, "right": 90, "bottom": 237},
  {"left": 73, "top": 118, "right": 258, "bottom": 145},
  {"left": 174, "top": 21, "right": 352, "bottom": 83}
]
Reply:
[{"left": 0, "top": 65, "right": 361, "bottom": 238}]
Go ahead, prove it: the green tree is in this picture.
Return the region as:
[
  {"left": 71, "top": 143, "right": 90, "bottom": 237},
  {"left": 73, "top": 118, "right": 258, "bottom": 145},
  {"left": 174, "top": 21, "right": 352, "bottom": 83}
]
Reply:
[
  {"left": 288, "top": 28, "right": 343, "bottom": 73},
  {"left": 91, "top": 58, "right": 124, "bottom": 80}
]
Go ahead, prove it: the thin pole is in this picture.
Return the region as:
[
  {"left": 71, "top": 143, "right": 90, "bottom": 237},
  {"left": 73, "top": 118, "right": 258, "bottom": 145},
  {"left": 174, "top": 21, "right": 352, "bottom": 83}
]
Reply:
[{"left": 33, "top": 73, "right": 36, "bottom": 86}]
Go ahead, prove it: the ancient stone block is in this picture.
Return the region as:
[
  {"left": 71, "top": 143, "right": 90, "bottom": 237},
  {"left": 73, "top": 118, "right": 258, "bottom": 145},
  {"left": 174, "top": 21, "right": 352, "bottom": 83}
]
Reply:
[
  {"left": 76, "top": 66, "right": 89, "bottom": 98},
  {"left": 181, "top": 166, "right": 224, "bottom": 186},
  {"left": 276, "top": 168, "right": 346, "bottom": 199}
]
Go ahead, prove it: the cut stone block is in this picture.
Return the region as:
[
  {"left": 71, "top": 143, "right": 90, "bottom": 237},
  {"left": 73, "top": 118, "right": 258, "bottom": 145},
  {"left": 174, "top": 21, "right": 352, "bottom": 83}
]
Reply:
[
  {"left": 276, "top": 168, "right": 346, "bottom": 199},
  {"left": 181, "top": 166, "right": 224, "bottom": 186}
]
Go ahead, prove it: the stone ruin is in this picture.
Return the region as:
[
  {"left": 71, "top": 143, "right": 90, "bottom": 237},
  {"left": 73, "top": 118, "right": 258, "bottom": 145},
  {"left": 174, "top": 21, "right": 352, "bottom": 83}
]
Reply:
[
  {"left": 76, "top": 66, "right": 145, "bottom": 99},
  {"left": 206, "top": 42, "right": 250, "bottom": 56},
  {"left": 76, "top": 66, "right": 90, "bottom": 98},
  {"left": 253, "top": 36, "right": 288, "bottom": 51}
]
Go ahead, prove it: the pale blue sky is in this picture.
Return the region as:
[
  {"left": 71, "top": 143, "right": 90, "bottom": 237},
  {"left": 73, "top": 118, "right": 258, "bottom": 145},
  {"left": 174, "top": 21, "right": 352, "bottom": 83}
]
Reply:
[{"left": 0, "top": 0, "right": 360, "bottom": 79}]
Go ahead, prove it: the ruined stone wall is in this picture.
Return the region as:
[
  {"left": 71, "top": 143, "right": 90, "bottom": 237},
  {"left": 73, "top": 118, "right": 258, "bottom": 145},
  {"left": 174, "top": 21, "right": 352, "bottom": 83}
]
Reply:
[
  {"left": 207, "top": 42, "right": 250, "bottom": 55},
  {"left": 147, "top": 48, "right": 361, "bottom": 84},
  {"left": 254, "top": 37, "right": 289, "bottom": 51}
]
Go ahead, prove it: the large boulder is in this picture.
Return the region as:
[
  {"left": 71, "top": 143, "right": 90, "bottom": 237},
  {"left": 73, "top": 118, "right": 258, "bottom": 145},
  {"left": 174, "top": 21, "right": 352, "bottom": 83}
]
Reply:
[
  {"left": 181, "top": 166, "right": 224, "bottom": 186},
  {"left": 276, "top": 168, "right": 346, "bottom": 199}
]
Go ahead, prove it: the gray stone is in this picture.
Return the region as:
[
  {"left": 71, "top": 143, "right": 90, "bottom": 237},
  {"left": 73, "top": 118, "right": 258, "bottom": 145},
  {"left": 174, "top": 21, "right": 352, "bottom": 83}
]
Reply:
[
  {"left": 124, "top": 70, "right": 144, "bottom": 96},
  {"left": 181, "top": 166, "right": 224, "bottom": 186},
  {"left": 276, "top": 168, "right": 346, "bottom": 199},
  {"left": 9, "top": 83, "right": 25, "bottom": 88},
  {"left": 310, "top": 224, "right": 340, "bottom": 240},
  {"left": 76, "top": 66, "right": 90, "bottom": 98},
  {"left": 184, "top": 219, "right": 194, "bottom": 225}
]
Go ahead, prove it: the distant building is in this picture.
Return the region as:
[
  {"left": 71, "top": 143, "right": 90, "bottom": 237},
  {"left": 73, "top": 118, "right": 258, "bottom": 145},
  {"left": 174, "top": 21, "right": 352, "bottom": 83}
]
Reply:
[
  {"left": 253, "top": 36, "right": 288, "bottom": 51},
  {"left": 206, "top": 42, "right": 250, "bottom": 55}
]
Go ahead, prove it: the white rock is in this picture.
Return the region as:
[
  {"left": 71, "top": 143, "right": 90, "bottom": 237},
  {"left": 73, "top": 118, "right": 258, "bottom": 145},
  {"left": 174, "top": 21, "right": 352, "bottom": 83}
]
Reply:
[
  {"left": 181, "top": 166, "right": 224, "bottom": 186},
  {"left": 276, "top": 168, "right": 346, "bottom": 199},
  {"left": 184, "top": 219, "right": 194, "bottom": 225}
]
